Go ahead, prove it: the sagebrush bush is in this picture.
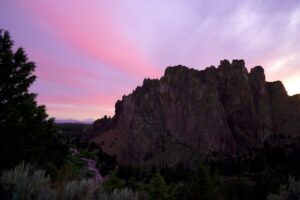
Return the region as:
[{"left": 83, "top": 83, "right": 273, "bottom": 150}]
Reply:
[
  {"left": 1, "top": 163, "right": 140, "bottom": 200},
  {"left": 0, "top": 162, "right": 56, "bottom": 200},
  {"left": 61, "top": 179, "right": 99, "bottom": 200},
  {"left": 267, "top": 175, "right": 300, "bottom": 200},
  {"left": 100, "top": 188, "right": 139, "bottom": 200}
]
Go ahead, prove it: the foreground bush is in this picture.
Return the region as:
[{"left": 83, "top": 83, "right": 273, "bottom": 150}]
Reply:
[
  {"left": 61, "top": 179, "right": 98, "bottom": 200},
  {"left": 0, "top": 162, "right": 139, "bottom": 200},
  {"left": 0, "top": 162, "right": 56, "bottom": 200},
  {"left": 267, "top": 176, "right": 300, "bottom": 200},
  {"left": 101, "top": 188, "right": 139, "bottom": 200}
]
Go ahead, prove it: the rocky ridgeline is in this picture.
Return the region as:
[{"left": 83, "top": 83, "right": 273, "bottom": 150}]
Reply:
[{"left": 81, "top": 60, "right": 300, "bottom": 167}]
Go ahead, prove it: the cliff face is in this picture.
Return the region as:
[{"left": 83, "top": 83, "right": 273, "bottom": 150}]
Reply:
[{"left": 81, "top": 60, "right": 300, "bottom": 166}]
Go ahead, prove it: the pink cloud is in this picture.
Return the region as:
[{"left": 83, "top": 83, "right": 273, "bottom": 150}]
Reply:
[
  {"left": 10, "top": 1, "right": 160, "bottom": 78},
  {"left": 37, "top": 93, "right": 117, "bottom": 107},
  {"left": 2, "top": 0, "right": 300, "bottom": 120},
  {"left": 39, "top": 93, "right": 117, "bottom": 119},
  {"left": 26, "top": 49, "right": 103, "bottom": 92}
]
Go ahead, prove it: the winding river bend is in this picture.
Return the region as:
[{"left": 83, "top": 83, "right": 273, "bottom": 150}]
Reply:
[
  {"left": 80, "top": 158, "right": 103, "bottom": 182},
  {"left": 70, "top": 147, "right": 104, "bottom": 182}
]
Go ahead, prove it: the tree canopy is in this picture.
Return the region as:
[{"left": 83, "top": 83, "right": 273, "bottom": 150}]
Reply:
[{"left": 0, "top": 30, "right": 66, "bottom": 170}]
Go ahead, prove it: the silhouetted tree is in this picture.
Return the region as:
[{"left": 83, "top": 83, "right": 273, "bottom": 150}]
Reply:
[
  {"left": 0, "top": 30, "right": 62, "bottom": 170},
  {"left": 149, "top": 173, "right": 170, "bottom": 200},
  {"left": 189, "top": 161, "right": 219, "bottom": 200}
]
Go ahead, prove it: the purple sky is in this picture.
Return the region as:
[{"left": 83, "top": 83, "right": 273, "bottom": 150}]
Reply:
[{"left": 1, "top": 0, "right": 300, "bottom": 120}]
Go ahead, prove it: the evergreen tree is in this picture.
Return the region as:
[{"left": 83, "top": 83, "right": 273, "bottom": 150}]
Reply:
[
  {"left": 149, "top": 173, "right": 170, "bottom": 200},
  {"left": 189, "top": 161, "right": 219, "bottom": 200},
  {"left": 0, "top": 30, "right": 63, "bottom": 170}
]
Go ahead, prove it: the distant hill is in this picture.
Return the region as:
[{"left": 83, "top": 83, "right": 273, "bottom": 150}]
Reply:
[
  {"left": 81, "top": 59, "right": 300, "bottom": 167},
  {"left": 55, "top": 118, "right": 94, "bottom": 124}
]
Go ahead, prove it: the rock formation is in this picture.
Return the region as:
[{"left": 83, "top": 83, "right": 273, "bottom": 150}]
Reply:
[{"left": 81, "top": 60, "right": 300, "bottom": 167}]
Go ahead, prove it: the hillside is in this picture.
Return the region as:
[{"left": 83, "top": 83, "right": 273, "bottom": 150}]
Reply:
[{"left": 81, "top": 59, "right": 300, "bottom": 167}]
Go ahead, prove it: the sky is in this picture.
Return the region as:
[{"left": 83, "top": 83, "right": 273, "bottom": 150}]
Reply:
[{"left": 0, "top": 0, "right": 300, "bottom": 121}]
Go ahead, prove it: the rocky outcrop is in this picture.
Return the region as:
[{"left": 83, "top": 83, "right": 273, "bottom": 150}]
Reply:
[{"left": 82, "top": 60, "right": 300, "bottom": 167}]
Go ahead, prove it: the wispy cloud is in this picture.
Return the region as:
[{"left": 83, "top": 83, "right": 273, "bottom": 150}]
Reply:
[{"left": 1, "top": 0, "right": 300, "bottom": 119}]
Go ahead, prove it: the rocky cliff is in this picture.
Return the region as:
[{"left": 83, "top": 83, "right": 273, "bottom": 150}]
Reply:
[{"left": 81, "top": 60, "right": 300, "bottom": 167}]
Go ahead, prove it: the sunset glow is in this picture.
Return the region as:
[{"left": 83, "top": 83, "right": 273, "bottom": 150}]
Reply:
[{"left": 1, "top": 0, "right": 300, "bottom": 121}]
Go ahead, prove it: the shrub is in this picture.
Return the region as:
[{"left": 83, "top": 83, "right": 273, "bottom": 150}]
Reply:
[
  {"left": 0, "top": 162, "right": 56, "bottom": 200},
  {"left": 102, "top": 173, "right": 122, "bottom": 193},
  {"left": 267, "top": 176, "right": 300, "bottom": 200},
  {"left": 61, "top": 179, "right": 99, "bottom": 200},
  {"left": 0, "top": 163, "right": 138, "bottom": 200},
  {"left": 57, "top": 161, "right": 80, "bottom": 181},
  {"left": 43, "top": 162, "right": 58, "bottom": 180},
  {"left": 100, "top": 188, "right": 139, "bottom": 200}
]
